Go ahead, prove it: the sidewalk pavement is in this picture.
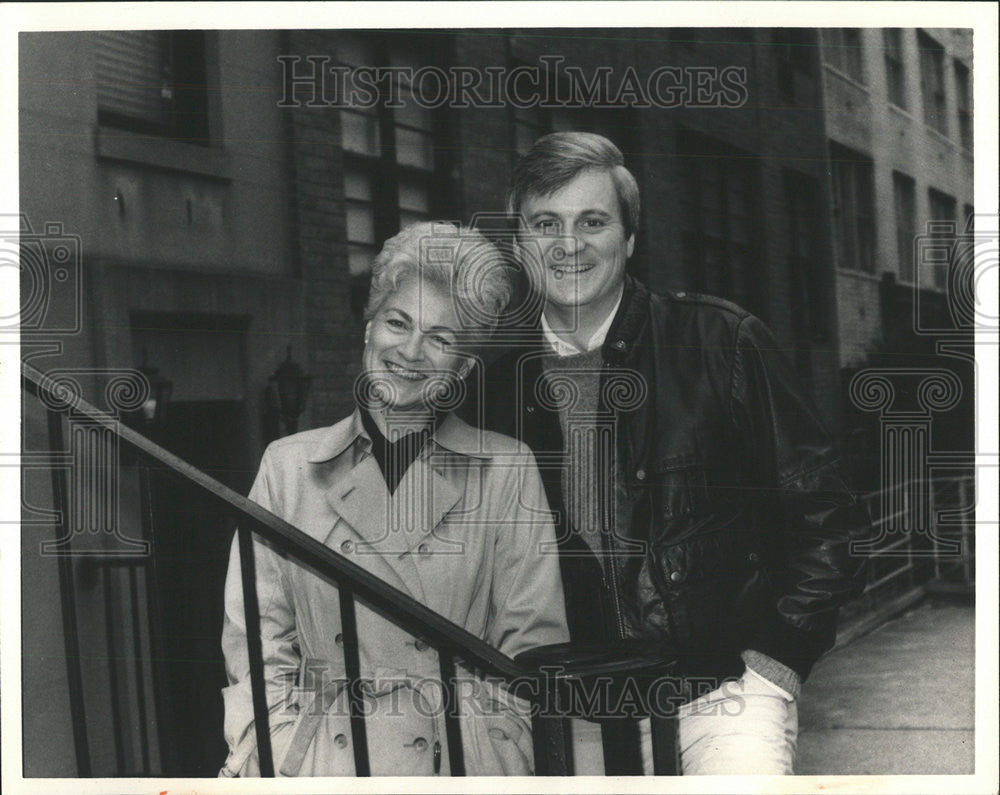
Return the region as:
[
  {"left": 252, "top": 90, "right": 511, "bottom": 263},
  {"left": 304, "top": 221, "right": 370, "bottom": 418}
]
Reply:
[{"left": 796, "top": 598, "right": 975, "bottom": 775}]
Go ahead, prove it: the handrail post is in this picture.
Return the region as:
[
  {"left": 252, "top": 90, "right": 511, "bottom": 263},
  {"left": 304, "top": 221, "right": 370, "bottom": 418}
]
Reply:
[
  {"left": 438, "top": 651, "right": 465, "bottom": 776},
  {"left": 338, "top": 589, "right": 371, "bottom": 776},
  {"left": 531, "top": 714, "right": 571, "bottom": 775},
  {"left": 45, "top": 405, "right": 93, "bottom": 776},
  {"left": 237, "top": 527, "right": 274, "bottom": 776}
]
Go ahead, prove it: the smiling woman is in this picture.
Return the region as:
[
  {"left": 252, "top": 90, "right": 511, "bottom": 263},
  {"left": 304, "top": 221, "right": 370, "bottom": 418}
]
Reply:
[
  {"left": 359, "top": 222, "right": 510, "bottom": 427},
  {"left": 220, "top": 222, "right": 569, "bottom": 777}
]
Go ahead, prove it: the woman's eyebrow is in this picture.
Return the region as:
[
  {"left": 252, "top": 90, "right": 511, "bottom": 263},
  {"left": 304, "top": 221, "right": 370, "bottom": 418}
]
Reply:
[{"left": 421, "top": 321, "right": 459, "bottom": 334}]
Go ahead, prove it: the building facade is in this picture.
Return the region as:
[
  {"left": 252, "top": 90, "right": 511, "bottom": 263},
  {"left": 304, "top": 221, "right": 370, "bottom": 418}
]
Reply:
[
  {"left": 18, "top": 27, "right": 973, "bottom": 777},
  {"left": 819, "top": 27, "right": 974, "bottom": 366}
]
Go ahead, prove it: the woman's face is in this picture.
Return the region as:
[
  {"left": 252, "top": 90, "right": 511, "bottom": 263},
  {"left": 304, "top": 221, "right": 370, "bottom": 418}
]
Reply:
[{"left": 362, "top": 276, "right": 471, "bottom": 411}]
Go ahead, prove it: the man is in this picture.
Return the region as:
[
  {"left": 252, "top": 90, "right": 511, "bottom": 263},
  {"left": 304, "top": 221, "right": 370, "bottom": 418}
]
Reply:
[{"left": 465, "top": 132, "right": 870, "bottom": 774}]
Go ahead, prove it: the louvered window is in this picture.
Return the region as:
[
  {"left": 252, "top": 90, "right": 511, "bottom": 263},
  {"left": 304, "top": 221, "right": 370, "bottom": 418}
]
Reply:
[{"left": 96, "top": 31, "right": 210, "bottom": 144}]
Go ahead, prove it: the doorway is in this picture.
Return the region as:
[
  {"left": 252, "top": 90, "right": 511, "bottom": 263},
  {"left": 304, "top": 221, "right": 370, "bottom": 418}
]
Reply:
[{"left": 145, "top": 399, "right": 253, "bottom": 777}]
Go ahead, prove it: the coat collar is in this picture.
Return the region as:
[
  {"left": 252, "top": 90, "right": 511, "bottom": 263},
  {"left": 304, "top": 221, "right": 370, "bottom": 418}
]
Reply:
[
  {"left": 306, "top": 408, "right": 493, "bottom": 465},
  {"left": 601, "top": 275, "right": 650, "bottom": 364}
]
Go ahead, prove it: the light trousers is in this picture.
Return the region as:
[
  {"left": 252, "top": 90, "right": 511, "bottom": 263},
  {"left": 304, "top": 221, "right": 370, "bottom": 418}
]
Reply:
[{"left": 570, "top": 670, "right": 798, "bottom": 775}]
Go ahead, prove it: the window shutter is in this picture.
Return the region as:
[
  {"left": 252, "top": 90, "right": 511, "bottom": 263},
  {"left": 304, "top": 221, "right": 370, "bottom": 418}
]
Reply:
[{"left": 96, "top": 31, "right": 169, "bottom": 125}]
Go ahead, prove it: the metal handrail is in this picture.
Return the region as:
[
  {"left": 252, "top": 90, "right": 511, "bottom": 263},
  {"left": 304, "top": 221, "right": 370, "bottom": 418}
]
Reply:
[
  {"left": 22, "top": 361, "right": 521, "bottom": 680},
  {"left": 22, "top": 360, "right": 676, "bottom": 777}
]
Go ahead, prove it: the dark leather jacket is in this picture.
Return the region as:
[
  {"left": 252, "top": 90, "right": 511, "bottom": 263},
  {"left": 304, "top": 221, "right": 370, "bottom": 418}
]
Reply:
[{"left": 464, "top": 276, "right": 871, "bottom": 682}]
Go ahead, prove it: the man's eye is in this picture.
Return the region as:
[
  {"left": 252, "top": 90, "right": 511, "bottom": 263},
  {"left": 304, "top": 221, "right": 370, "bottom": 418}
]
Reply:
[
  {"left": 582, "top": 218, "right": 606, "bottom": 229},
  {"left": 535, "top": 220, "right": 559, "bottom": 234},
  {"left": 386, "top": 318, "right": 406, "bottom": 329}
]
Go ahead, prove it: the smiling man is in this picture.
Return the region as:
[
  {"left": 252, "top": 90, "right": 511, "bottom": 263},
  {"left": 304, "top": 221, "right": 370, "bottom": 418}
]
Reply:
[{"left": 467, "top": 132, "right": 871, "bottom": 775}]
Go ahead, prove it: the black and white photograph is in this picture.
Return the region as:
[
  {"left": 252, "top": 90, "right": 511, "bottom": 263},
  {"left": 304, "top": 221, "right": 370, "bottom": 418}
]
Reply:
[{"left": 2, "top": 3, "right": 997, "bottom": 793}]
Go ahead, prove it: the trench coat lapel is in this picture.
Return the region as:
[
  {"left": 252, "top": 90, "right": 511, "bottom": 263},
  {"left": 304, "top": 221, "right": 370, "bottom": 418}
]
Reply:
[
  {"left": 311, "top": 410, "right": 488, "bottom": 604},
  {"left": 317, "top": 457, "right": 415, "bottom": 599}
]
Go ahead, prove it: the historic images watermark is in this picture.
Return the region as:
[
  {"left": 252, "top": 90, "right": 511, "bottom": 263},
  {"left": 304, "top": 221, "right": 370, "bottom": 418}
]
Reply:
[
  {"left": 277, "top": 663, "right": 744, "bottom": 722},
  {"left": 10, "top": 212, "right": 153, "bottom": 556},
  {"left": 277, "top": 55, "right": 749, "bottom": 110},
  {"left": 848, "top": 214, "right": 998, "bottom": 557},
  {"left": 3, "top": 213, "right": 82, "bottom": 336}
]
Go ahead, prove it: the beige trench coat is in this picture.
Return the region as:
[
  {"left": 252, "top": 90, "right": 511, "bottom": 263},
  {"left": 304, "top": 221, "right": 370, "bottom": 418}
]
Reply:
[{"left": 220, "top": 410, "right": 569, "bottom": 777}]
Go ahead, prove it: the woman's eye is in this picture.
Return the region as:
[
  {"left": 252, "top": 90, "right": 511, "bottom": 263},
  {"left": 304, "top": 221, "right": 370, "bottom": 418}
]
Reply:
[
  {"left": 582, "top": 217, "right": 606, "bottom": 229},
  {"left": 386, "top": 318, "right": 406, "bottom": 329},
  {"left": 534, "top": 220, "right": 559, "bottom": 234},
  {"left": 431, "top": 335, "right": 452, "bottom": 348}
]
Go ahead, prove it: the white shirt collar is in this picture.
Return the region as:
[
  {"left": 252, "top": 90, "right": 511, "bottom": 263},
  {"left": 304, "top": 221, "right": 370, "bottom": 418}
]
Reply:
[{"left": 540, "top": 287, "right": 624, "bottom": 358}]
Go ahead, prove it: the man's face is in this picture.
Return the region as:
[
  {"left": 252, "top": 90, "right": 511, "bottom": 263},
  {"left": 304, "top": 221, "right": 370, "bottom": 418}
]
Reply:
[{"left": 518, "top": 169, "right": 635, "bottom": 323}]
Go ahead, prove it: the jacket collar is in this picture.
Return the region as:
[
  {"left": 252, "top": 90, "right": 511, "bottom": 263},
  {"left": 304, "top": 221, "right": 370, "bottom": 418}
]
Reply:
[
  {"left": 601, "top": 275, "right": 650, "bottom": 363},
  {"left": 306, "top": 408, "right": 492, "bottom": 464}
]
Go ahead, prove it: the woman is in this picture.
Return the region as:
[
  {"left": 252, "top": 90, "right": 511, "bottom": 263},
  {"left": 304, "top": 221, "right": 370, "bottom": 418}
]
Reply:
[{"left": 220, "top": 222, "right": 568, "bottom": 777}]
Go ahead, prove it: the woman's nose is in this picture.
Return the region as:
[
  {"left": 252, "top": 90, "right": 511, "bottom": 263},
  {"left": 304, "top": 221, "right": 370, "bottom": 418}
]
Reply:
[{"left": 398, "top": 331, "right": 425, "bottom": 361}]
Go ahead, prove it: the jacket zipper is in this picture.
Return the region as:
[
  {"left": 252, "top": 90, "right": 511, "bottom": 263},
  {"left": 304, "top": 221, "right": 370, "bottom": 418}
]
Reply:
[{"left": 602, "top": 360, "right": 628, "bottom": 641}]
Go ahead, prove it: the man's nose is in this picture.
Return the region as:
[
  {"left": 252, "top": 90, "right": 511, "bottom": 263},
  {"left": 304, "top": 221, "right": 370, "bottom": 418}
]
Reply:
[{"left": 550, "top": 234, "right": 580, "bottom": 265}]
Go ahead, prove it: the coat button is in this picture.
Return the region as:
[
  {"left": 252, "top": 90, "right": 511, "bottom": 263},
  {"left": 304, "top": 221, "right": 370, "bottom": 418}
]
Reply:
[
  {"left": 635, "top": 468, "right": 646, "bottom": 481},
  {"left": 335, "top": 633, "right": 343, "bottom": 647},
  {"left": 614, "top": 339, "right": 627, "bottom": 350},
  {"left": 340, "top": 539, "right": 354, "bottom": 553},
  {"left": 526, "top": 405, "right": 536, "bottom": 414},
  {"left": 412, "top": 737, "right": 428, "bottom": 752},
  {"left": 749, "top": 552, "right": 760, "bottom": 563},
  {"left": 669, "top": 570, "right": 686, "bottom": 583},
  {"left": 433, "top": 740, "right": 441, "bottom": 773},
  {"left": 414, "top": 639, "right": 428, "bottom": 651},
  {"left": 334, "top": 733, "right": 348, "bottom": 749},
  {"left": 417, "top": 543, "right": 431, "bottom": 557}
]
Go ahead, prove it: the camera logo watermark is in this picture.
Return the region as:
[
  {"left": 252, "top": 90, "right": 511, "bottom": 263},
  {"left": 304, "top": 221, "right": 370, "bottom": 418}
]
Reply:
[
  {"left": 2, "top": 214, "right": 82, "bottom": 335},
  {"left": 913, "top": 215, "right": 998, "bottom": 336}
]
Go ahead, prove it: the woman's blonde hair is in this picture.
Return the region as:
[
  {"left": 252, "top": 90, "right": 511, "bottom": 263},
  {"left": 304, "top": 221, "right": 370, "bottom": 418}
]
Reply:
[{"left": 364, "top": 221, "right": 513, "bottom": 339}]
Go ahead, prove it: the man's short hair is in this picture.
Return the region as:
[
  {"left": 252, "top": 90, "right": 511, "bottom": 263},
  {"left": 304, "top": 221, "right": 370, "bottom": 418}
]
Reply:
[{"left": 506, "top": 132, "right": 640, "bottom": 239}]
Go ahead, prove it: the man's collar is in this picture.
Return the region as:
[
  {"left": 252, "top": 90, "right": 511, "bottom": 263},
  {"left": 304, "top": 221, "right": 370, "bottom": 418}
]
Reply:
[
  {"left": 540, "top": 285, "right": 625, "bottom": 357},
  {"left": 306, "top": 408, "right": 492, "bottom": 463}
]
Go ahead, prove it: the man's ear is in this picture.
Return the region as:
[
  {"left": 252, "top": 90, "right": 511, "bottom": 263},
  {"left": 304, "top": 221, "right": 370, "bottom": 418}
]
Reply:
[{"left": 626, "top": 233, "right": 635, "bottom": 259}]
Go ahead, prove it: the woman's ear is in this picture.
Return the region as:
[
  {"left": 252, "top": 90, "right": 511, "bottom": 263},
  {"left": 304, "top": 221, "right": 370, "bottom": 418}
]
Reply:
[{"left": 364, "top": 321, "right": 371, "bottom": 344}]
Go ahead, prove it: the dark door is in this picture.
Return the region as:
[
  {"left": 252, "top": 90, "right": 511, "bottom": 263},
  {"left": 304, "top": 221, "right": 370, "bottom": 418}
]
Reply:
[{"left": 145, "top": 400, "right": 253, "bottom": 776}]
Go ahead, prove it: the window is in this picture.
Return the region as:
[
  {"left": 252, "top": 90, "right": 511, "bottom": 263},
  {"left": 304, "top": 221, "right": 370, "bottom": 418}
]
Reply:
[
  {"left": 773, "top": 29, "right": 817, "bottom": 103},
  {"left": 823, "top": 28, "right": 864, "bottom": 83},
  {"left": 784, "top": 170, "right": 828, "bottom": 378},
  {"left": 927, "top": 188, "right": 956, "bottom": 290},
  {"left": 678, "top": 129, "right": 762, "bottom": 313},
  {"left": 829, "top": 142, "right": 875, "bottom": 273},
  {"left": 882, "top": 29, "right": 907, "bottom": 108},
  {"left": 336, "top": 33, "right": 454, "bottom": 317},
  {"left": 510, "top": 60, "right": 633, "bottom": 158},
  {"left": 96, "top": 31, "right": 210, "bottom": 143},
  {"left": 893, "top": 172, "right": 917, "bottom": 282},
  {"left": 954, "top": 59, "right": 972, "bottom": 150},
  {"left": 918, "top": 30, "right": 947, "bottom": 135}
]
